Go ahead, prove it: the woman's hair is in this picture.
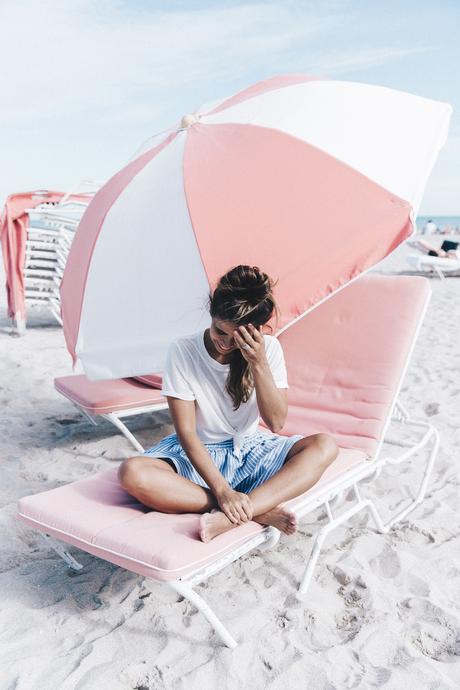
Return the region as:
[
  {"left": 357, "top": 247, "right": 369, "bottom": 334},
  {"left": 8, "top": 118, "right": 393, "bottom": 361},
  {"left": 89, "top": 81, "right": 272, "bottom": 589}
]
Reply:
[{"left": 208, "top": 265, "right": 279, "bottom": 410}]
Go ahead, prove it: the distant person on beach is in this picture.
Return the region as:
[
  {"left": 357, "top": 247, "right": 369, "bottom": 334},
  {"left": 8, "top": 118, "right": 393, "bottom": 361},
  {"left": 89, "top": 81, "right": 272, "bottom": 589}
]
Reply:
[
  {"left": 414, "top": 238, "right": 459, "bottom": 258},
  {"left": 118, "top": 265, "right": 338, "bottom": 543},
  {"left": 423, "top": 219, "right": 438, "bottom": 235}
]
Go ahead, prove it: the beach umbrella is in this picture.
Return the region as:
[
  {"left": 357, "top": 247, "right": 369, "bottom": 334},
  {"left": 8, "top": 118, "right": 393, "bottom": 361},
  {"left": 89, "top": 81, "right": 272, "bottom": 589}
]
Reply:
[{"left": 61, "top": 75, "right": 451, "bottom": 380}]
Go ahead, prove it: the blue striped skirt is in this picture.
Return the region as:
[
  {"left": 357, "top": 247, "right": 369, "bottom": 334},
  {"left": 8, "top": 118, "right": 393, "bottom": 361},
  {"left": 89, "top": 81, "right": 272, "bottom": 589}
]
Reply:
[{"left": 143, "top": 430, "right": 304, "bottom": 493}]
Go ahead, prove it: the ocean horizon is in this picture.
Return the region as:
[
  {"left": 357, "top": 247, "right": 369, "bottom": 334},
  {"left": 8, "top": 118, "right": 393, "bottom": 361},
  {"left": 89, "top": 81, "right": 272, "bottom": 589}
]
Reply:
[{"left": 416, "top": 215, "right": 460, "bottom": 232}]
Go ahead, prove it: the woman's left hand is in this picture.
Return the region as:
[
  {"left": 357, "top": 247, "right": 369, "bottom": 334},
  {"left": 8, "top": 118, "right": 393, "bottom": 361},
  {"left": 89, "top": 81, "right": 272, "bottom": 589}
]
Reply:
[{"left": 233, "top": 324, "right": 267, "bottom": 366}]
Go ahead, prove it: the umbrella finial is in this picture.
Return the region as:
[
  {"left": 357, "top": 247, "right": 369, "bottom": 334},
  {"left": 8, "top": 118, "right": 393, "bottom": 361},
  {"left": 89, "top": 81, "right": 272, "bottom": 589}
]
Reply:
[{"left": 180, "top": 113, "right": 198, "bottom": 129}]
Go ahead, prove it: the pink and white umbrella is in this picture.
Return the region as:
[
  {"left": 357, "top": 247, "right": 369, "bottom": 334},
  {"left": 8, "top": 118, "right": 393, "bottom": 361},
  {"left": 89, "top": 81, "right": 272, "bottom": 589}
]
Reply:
[{"left": 61, "top": 75, "right": 451, "bottom": 380}]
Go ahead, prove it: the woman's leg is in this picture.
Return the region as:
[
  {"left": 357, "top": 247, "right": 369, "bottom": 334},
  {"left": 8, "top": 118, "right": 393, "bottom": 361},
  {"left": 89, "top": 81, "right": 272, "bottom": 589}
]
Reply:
[
  {"left": 119, "top": 433, "right": 338, "bottom": 540},
  {"left": 200, "top": 433, "right": 338, "bottom": 541},
  {"left": 253, "top": 433, "right": 338, "bottom": 514},
  {"left": 118, "top": 457, "right": 218, "bottom": 513}
]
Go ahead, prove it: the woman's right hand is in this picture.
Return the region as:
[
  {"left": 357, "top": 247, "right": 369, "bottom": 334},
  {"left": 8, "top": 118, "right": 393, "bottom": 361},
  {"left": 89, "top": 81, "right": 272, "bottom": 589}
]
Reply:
[{"left": 214, "top": 485, "right": 254, "bottom": 524}]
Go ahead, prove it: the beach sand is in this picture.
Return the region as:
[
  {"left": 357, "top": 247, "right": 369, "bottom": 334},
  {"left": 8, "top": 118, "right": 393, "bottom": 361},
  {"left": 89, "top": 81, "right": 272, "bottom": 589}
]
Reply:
[{"left": 1, "top": 239, "right": 459, "bottom": 689}]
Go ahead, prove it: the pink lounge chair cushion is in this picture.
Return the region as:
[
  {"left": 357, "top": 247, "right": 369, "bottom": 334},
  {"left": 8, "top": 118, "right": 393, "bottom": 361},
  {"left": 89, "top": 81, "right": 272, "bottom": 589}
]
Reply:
[
  {"left": 17, "top": 447, "right": 366, "bottom": 581},
  {"left": 54, "top": 375, "right": 167, "bottom": 415},
  {"left": 131, "top": 374, "right": 163, "bottom": 388},
  {"left": 275, "top": 275, "right": 431, "bottom": 455}
]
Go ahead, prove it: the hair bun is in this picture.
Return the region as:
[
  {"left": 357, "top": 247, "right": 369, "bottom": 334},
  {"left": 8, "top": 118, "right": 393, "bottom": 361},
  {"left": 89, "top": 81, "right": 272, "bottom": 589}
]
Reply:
[
  {"left": 221, "top": 265, "right": 272, "bottom": 296},
  {"left": 247, "top": 266, "right": 274, "bottom": 298},
  {"left": 210, "top": 264, "right": 279, "bottom": 329}
]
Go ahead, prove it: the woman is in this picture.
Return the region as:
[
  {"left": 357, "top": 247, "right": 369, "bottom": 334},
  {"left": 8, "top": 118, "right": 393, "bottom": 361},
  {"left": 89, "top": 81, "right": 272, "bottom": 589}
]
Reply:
[{"left": 119, "top": 265, "right": 338, "bottom": 542}]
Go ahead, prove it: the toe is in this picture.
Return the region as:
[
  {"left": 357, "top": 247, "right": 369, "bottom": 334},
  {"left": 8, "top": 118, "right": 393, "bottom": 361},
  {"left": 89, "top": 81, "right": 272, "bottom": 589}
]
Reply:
[
  {"left": 199, "top": 514, "right": 211, "bottom": 543},
  {"left": 288, "top": 511, "right": 298, "bottom": 525}
]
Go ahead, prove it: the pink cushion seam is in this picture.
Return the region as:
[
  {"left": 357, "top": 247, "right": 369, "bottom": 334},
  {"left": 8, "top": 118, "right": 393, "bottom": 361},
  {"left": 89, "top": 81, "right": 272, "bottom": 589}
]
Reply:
[
  {"left": 17, "top": 512, "right": 266, "bottom": 576},
  {"left": 54, "top": 384, "right": 167, "bottom": 412}
]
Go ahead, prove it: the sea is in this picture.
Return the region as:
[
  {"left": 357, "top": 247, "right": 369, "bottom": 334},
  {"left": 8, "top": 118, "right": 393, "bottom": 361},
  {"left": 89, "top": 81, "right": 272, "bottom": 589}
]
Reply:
[{"left": 416, "top": 216, "right": 460, "bottom": 233}]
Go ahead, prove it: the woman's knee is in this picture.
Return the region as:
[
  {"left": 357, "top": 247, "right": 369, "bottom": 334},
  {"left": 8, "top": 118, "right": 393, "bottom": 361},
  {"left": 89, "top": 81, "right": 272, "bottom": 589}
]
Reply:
[
  {"left": 118, "top": 456, "right": 146, "bottom": 492},
  {"left": 312, "top": 433, "right": 339, "bottom": 465},
  {"left": 287, "top": 433, "right": 338, "bottom": 467}
]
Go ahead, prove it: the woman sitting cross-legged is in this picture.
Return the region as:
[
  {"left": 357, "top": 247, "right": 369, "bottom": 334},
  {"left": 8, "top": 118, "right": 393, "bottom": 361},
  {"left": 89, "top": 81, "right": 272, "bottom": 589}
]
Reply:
[{"left": 118, "top": 264, "right": 338, "bottom": 543}]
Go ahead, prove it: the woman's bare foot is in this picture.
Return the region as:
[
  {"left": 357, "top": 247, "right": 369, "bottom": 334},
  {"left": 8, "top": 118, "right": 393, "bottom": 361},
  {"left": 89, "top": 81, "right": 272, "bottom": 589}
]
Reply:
[
  {"left": 199, "top": 505, "right": 298, "bottom": 543},
  {"left": 254, "top": 505, "right": 298, "bottom": 535},
  {"left": 200, "top": 511, "right": 234, "bottom": 542}
]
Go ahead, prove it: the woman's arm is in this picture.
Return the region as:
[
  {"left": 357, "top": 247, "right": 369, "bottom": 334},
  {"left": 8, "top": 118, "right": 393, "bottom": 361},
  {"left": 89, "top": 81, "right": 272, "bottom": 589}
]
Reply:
[
  {"left": 252, "top": 366, "right": 288, "bottom": 434},
  {"left": 167, "top": 397, "right": 253, "bottom": 523},
  {"left": 233, "top": 324, "right": 288, "bottom": 433},
  {"left": 167, "top": 397, "right": 228, "bottom": 494}
]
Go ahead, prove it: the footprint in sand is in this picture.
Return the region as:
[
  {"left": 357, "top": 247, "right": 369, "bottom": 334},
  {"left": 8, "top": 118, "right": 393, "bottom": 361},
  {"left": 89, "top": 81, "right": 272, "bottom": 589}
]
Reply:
[
  {"left": 369, "top": 544, "right": 401, "bottom": 579},
  {"left": 332, "top": 566, "right": 352, "bottom": 587},
  {"left": 399, "top": 597, "right": 459, "bottom": 661},
  {"left": 407, "top": 572, "right": 430, "bottom": 597},
  {"left": 324, "top": 569, "right": 374, "bottom": 646},
  {"left": 364, "top": 665, "right": 392, "bottom": 686},
  {"left": 424, "top": 402, "right": 440, "bottom": 416}
]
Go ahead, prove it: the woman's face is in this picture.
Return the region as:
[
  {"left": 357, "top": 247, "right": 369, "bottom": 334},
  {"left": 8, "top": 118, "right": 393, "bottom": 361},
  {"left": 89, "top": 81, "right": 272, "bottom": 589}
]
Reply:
[{"left": 209, "top": 318, "right": 263, "bottom": 354}]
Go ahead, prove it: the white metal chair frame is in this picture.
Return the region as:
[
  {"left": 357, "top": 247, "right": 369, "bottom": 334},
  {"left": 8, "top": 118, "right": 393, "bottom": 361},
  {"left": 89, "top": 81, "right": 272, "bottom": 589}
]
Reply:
[
  {"left": 295, "top": 403, "right": 439, "bottom": 594},
  {"left": 406, "top": 253, "right": 460, "bottom": 280}
]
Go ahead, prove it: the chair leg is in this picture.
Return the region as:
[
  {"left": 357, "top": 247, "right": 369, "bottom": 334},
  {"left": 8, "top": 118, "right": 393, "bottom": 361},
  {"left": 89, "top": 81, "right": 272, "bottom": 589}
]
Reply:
[
  {"left": 257, "top": 526, "right": 281, "bottom": 550},
  {"left": 298, "top": 495, "right": 386, "bottom": 595},
  {"left": 298, "top": 425, "right": 439, "bottom": 596},
  {"left": 434, "top": 265, "right": 446, "bottom": 280},
  {"left": 42, "top": 534, "right": 84, "bottom": 571},
  {"left": 168, "top": 580, "right": 238, "bottom": 648},
  {"left": 373, "top": 425, "right": 440, "bottom": 531},
  {"left": 13, "top": 312, "right": 26, "bottom": 335},
  {"left": 71, "top": 402, "right": 98, "bottom": 426},
  {"left": 40, "top": 535, "right": 235, "bottom": 646},
  {"left": 103, "top": 413, "right": 145, "bottom": 453}
]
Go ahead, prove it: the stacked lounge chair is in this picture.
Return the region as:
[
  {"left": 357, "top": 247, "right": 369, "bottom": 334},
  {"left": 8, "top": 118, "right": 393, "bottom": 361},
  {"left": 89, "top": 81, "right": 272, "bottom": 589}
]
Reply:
[
  {"left": 17, "top": 275, "right": 439, "bottom": 647},
  {"left": 23, "top": 182, "right": 102, "bottom": 328}
]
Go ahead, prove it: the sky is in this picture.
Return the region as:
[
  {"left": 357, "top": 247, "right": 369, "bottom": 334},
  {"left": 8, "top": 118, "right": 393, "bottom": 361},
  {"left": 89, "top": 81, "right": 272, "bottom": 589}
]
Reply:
[{"left": 1, "top": 0, "right": 459, "bottom": 215}]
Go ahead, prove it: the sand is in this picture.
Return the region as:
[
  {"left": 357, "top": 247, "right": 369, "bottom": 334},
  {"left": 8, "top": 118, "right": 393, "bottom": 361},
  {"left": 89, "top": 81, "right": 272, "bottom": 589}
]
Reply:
[{"left": 1, "top": 238, "right": 459, "bottom": 690}]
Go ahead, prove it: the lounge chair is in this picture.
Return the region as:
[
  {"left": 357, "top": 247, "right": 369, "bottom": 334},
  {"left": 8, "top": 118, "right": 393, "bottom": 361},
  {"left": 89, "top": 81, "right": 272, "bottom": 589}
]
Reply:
[
  {"left": 1, "top": 187, "right": 101, "bottom": 335},
  {"left": 17, "top": 275, "right": 439, "bottom": 647},
  {"left": 406, "top": 253, "right": 460, "bottom": 279},
  {"left": 273, "top": 274, "right": 438, "bottom": 594},
  {"left": 407, "top": 237, "right": 459, "bottom": 255},
  {"left": 24, "top": 187, "right": 102, "bottom": 328},
  {"left": 54, "top": 375, "right": 168, "bottom": 454}
]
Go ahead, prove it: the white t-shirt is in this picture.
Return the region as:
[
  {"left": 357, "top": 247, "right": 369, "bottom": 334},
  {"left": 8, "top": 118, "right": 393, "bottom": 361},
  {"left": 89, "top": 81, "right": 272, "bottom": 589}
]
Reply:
[{"left": 161, "top": 331, "right": 289, "bottom": 451}]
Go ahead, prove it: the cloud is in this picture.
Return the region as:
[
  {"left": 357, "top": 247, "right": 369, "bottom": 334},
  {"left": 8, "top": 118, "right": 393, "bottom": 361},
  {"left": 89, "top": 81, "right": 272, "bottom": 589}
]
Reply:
[
  {"left": 0, "top": 0, "right": 455, "bottom": 210},
  {"left": 313, "top": 45, "right": 435, "bottom": 74},
  {"left": 0, "top": 1, "right": 333, "bottom": 125},
  {"left": 0, "top": 0, "right": 433, "bottom": 127}
]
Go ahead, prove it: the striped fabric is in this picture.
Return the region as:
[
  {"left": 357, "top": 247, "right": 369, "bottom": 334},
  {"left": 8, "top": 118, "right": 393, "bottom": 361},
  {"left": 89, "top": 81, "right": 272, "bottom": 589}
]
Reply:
[{"left": 143, "top": 430, "right": 303, "bottom": 493}]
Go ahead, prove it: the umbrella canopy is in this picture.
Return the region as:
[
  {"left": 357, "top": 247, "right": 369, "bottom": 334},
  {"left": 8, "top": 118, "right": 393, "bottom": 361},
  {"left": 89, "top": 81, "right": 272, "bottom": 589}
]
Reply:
[{"left": 61, "top": 75, "right": 451, "bottom": 380}]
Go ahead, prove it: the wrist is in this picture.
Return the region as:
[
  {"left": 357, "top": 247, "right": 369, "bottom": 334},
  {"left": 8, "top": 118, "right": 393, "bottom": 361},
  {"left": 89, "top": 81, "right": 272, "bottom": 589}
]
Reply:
[
  {"left": 251, "top": 359, "right": 270, "bottom": 376},
  {"left": 210, "top": 478, "right": 230, "bottom": 495}
]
